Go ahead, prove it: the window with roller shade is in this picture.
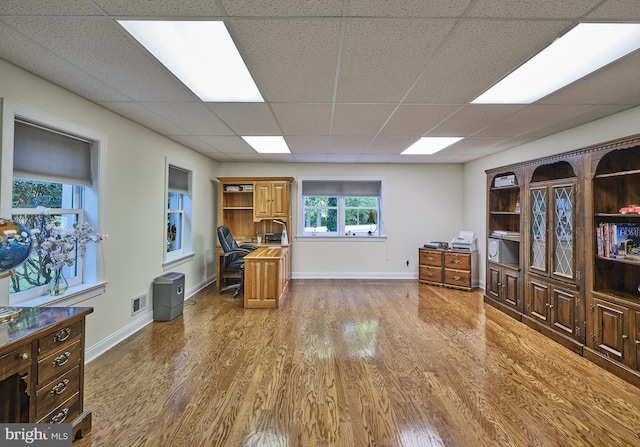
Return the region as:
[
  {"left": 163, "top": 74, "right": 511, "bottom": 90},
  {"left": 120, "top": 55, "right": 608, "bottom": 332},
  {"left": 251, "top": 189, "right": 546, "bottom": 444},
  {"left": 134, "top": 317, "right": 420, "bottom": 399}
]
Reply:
[
  {"left": 164, "top": 160, "right": 193, "bottom": 267},
  {"left": 6, "top": 113, "right": 105, "bottom": 305},
  {"left": 301, "top": 179, "right": 382, "bottom": 237}
]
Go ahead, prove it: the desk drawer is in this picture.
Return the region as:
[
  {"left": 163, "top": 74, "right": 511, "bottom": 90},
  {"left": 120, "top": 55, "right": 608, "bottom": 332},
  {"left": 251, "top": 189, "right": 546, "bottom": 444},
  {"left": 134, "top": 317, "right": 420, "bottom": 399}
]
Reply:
[
  {"left": 36, "top": 365, "right": 80, "bottom": 421},
  {"left": 38, "top": 320, "right": 83, "bottom": 357},
  {"left": 37, "top": 340, "right": 82, "bottom": 387},
  {"left": 420, "top": 250, "right": 442, "bottom": 267},
  {"left": 0, "top": 344, "right": 31, "bottom": 379},
  {"left": 37, "top": 392, "right": 80, "bottom": 425},
  {"left": 444, "top": 269, "right": 471, "bottom": 288},
  {"left": 444, "top": 253, "right": 471, "bottom": 271}
]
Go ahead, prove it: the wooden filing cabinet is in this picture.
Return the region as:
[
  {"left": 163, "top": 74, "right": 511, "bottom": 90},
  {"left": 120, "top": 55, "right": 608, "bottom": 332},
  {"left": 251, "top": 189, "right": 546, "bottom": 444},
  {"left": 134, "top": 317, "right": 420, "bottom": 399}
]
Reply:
[
  {"left": 419, "top": 248, "right": 443, "bottom": 286},
  {"left": 0, "top": 306, "right": 93, "bottom": 441},
  {"left": 419, "top": 248, "right": 478, "bottom": 291}
]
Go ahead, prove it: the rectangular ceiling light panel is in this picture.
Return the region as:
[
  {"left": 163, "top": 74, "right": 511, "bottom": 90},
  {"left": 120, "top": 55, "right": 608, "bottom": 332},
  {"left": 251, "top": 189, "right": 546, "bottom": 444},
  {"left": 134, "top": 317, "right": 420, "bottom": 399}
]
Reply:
[
  {"left": 119, "top": 20, "right": 263, "bottom": 102},
  {"left": 242, "top": 136, "right": 291, "bottom": 153},
  {"left": 401, "top": 137, "right": 463, "bottom": 155},
  {"left": 473, "top": 23, "right": 640, "bottom": 104}
]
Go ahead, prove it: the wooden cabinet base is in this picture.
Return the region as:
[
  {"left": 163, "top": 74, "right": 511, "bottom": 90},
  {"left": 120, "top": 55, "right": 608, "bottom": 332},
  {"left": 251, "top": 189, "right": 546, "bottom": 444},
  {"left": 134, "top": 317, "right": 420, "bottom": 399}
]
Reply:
[
  {"left": 243, "top": 246, "right": 290, "bottom": 308},
  {"left": 72, "top": 410, "right": 92, "bottom": 441},
  {"left": 584, "top": 348, "right": 640, "bottom": 389}
]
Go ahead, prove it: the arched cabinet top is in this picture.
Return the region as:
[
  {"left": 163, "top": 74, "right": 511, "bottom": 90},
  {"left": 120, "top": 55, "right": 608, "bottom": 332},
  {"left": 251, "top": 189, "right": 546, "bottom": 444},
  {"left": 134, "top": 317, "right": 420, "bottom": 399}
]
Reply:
[
  {"left": 594, "top": 145, "right": 640, "bottom": 177},
  {"left": 530, "top": 160, "right": 576, "bottom": 183}
]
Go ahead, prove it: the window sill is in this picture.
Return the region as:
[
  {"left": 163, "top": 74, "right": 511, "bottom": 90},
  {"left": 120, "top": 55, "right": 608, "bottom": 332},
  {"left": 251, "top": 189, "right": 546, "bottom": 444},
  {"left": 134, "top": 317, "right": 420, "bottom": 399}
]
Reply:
[
  {"left": 296, "top": 235, "right": 387, "bottom": 241},
  {"left": 163, "top": 251, "right": 195, "bottom": 270},
  {"left": 14, "top": 281, "right": 107, "bottom": 308}
]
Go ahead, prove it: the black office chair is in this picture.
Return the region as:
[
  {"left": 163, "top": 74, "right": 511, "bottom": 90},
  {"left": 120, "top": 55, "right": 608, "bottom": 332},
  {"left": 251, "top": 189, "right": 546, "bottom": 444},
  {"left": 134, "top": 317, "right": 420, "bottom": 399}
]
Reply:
[{"left": 217, "top": 225, "right": 258, "bottom": 298}]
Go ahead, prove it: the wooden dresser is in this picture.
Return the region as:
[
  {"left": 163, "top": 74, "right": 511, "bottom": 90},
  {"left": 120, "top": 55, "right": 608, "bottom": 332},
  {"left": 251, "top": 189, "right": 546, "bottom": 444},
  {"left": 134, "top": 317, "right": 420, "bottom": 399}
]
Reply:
[
  {"left": 419, "top": 248, "right": 478, "bottom": 291},
  {"left": 0, "top": 306, "right": 93, "bottom": 441}
]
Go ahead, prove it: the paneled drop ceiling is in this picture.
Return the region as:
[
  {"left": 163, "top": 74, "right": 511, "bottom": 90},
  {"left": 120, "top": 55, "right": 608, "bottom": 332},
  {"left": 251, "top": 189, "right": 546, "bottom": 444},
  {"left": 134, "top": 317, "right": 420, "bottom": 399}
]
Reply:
[{"left": 1, "top": 0, "right": 640, "bottom": 163}]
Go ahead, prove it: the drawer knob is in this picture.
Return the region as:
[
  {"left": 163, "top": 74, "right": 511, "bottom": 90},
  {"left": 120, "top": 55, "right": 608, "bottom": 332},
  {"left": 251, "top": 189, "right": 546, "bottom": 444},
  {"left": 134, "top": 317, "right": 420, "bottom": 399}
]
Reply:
[
  {"left": 427, "top": 256, "right": 434, "bottom": 261},
  {"left": 19, "top": 352, "right": 29, "bottom": 360},
  {"left": 53, "top": 328, "right": 71, "bottom": 343},
  {"left": 452, "top": 259, "right": 461, "bottom": 264},
  {"left": 50, "top": 408, "right": 69, "bottom": 424},
  {"left": 52, "top": 352, "right": 71, "bottom": 367},
  {"left": 51, "top": 378, "right": 70, "bottom": 395},
  {"left": 453, "top": 276, "right": 462, "bottom": 281}
]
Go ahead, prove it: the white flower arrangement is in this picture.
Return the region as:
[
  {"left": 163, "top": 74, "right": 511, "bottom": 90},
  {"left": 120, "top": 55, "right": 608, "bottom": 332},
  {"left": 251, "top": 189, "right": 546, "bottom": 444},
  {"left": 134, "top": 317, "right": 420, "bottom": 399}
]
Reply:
[{"left": 33, "top": 216, "right": 107, "bottom": 272}]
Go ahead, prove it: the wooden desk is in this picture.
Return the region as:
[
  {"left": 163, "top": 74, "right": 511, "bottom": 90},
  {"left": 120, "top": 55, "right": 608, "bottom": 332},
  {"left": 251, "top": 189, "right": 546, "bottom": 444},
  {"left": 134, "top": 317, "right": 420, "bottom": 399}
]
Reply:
[
  {"left": 243, "top": 246, "right": 291, "bottom": 308},
  {"left": 0, "top": 306, "right": 93, "bottom": 441}
]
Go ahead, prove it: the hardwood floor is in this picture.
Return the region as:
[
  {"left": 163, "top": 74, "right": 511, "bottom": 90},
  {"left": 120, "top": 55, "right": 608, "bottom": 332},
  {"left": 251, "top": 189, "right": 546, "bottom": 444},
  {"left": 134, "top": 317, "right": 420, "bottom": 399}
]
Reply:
[{"left": 75, "top": 280, "right": 640, "bottom": 447}]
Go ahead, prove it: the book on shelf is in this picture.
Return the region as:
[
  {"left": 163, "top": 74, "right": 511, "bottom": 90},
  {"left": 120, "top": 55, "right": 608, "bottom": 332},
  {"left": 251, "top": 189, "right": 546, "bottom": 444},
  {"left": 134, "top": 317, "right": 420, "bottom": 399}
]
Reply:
[
  {"left": 490, "top": 230, "right": 520, "bottom": 238},
  {"left": 597, "top": 223, "right": 640, "bottom": 260}
]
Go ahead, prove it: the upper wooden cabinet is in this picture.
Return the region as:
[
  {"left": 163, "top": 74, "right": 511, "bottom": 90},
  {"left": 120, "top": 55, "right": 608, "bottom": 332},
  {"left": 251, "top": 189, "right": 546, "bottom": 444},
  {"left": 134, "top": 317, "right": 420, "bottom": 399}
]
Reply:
[
  {"left": 254, "top": 180, "right": 290, "bottom": 220},
  {"left": 218, "top": 177, "right": 293, "bottom": 242}
]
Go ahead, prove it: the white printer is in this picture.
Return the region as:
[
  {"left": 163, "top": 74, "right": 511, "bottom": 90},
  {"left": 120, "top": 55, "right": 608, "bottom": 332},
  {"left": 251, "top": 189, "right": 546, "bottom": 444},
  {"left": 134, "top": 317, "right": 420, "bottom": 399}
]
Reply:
[{"left": 452, "top": 230, "right": 476, "bottom": 251}]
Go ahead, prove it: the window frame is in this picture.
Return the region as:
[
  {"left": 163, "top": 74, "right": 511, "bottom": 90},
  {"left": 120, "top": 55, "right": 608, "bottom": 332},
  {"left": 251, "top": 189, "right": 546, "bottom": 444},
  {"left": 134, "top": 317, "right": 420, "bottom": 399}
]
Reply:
[
  {"left": 163, "top": 159, "right": 194, "bottom": 269},
  {"left": 1, "top": 98, "right": 107, "bottom": 307},
  {"left": 299, "top": 177, "right": 385, "bottom": 239}
]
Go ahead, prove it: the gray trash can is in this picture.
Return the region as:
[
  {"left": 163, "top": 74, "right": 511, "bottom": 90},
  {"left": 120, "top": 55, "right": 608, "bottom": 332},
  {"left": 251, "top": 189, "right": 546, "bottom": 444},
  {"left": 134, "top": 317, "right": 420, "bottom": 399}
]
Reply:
[{"left": 153, "top": 272, "right": 185, "bottom": 321}]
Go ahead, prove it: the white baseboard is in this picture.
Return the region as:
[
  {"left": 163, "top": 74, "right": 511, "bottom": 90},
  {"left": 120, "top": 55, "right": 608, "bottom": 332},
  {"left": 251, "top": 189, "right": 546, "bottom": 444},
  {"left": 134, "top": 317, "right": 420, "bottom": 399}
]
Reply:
[
  {"left": 85, "top": 275, "right": 216, "bottom": 364},
  {"left": 292, "top": 272, "right": 417, "bottom": 280}
]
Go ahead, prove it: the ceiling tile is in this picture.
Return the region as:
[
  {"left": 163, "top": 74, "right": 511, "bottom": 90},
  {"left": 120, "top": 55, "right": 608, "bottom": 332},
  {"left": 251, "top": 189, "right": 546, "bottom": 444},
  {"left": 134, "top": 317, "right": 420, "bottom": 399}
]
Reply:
[
  {"left": 0, "top": 0, "right": 101, "bottom": 15},
  {"left": 143, "top": 102, "right": 234, "bottom": 135},
  {"left": 429, "top": 104, "right": 526, "bottom": 136},
  {"left": 93, "top": 0, "right": 225, "bottom": 16},
  {"left": 229, "top": 19, "right": 341, "bottom": 103},
  {"left": 331, "top": 104, "right": 396, "bottom": 135},
  {"left": 586, "top": 0, "right": 640, "bottom": 20},
  {"left": 380, "top": 105, "right": 462, "bottom": 137},
  {"left": 346, "top": 0, "right": 472, "bottom": 17},
  {"left": 271, "top": 104, "right": 333, "bottom": 135},
  {"left": 207, "top": 103, "right": 281, "bottom": 135},
  {"left": 466, "top": 0, "right": 602, "bottom": 18},
  {"left": 337, "top": 19, "right": 456, "bottom": 103},
  {"left": 221, "top": 0, "right": 343, "bottom": 17}
]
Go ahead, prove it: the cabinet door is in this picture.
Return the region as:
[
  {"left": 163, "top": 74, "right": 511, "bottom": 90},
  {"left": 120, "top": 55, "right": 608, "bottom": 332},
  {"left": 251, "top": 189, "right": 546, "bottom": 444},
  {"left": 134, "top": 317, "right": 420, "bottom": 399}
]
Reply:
[
  {"left": 503, "top": 268, "right": 519, "bottom": 309},
  {"left": 486, "top": 264, "right": 501, "bottom": 300},
  {"left": 526, "top": 279, "right": 549, "bottom": 324},
  {"left": 551, "top": 184, "right": 575, "bottom": 281},
  {"left": 270, "top": 181, "right": 289, "bottom": 217},
  {"left": 254, "top": 182, "right": 272, "bottom": 219},
  {"left": 592, "top": 298, "right": 630, "bottom": 366},
  {"left": 254, "top": 181, "right": 290, "bottom": 219},
  {"left": 634, "top": 310, "right": 640, "bottom": 371},
  {"left": 550, "top": 286, "right": 576, "bottom": 337},
  {"left": 530, "top": 187, "right": 548, "bottom": 274}
]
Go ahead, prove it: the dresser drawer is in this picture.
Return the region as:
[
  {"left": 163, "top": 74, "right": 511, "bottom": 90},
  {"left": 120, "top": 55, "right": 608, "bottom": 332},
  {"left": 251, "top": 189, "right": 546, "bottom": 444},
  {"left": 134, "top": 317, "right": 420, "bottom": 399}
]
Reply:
[
  {"left": 37, "top": 392, "right": 80, "bottom": 425},
  {"left": 420, "top": 250, "right": 442, "bottom": 267},
  {"left": 444, "top": 252, "right": 471, "bottom": 271},
  {"left": 0, "top": 343, "right": 31, "bottom": 379},
  {"left": 37, "top": 340, "right": 82, "bottom": 387},
  {"left": 444, "top": 269, "right": 471, "bottom": 288},
  {"left": 420, "top": 266, "right": 443, "bottom": 283},
  {"left": 35, "top": 365, "right": 81, "bottom": 421},
  {"left": 38, "top": 320, "right": 83, "bottom": 357}
]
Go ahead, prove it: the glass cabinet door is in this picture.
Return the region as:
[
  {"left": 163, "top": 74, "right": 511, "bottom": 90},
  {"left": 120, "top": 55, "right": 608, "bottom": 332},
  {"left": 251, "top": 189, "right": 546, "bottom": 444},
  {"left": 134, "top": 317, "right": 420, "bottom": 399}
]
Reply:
[
  {"left": 530, "top": 187, "right": 547, "bottom": 273},
  {"left": 553, "top": 184, "right": 574, "bottom": 279}
]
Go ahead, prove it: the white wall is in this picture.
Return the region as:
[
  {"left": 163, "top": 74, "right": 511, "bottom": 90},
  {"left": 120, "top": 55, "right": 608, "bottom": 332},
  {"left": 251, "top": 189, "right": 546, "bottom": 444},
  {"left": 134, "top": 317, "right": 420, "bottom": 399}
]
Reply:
[
  {"left": 0, "top": 59, "right": 220, "bottom": 354},
  {"left": 463, "top": 105, "right": 640, "bottom": 286},
  {"left": 217, "top": 163, "right": 465, "bottom": 278}
]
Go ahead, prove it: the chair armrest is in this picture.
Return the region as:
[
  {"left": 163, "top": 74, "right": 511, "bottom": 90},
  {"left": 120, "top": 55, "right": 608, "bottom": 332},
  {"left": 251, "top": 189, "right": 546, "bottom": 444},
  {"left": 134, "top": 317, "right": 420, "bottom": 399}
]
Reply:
[
  {"left": 240, "top": 244, "right": 259, "bottom": 251},
  {"left": 223, "top": 247, "right": 253, "bottom": 258}
]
